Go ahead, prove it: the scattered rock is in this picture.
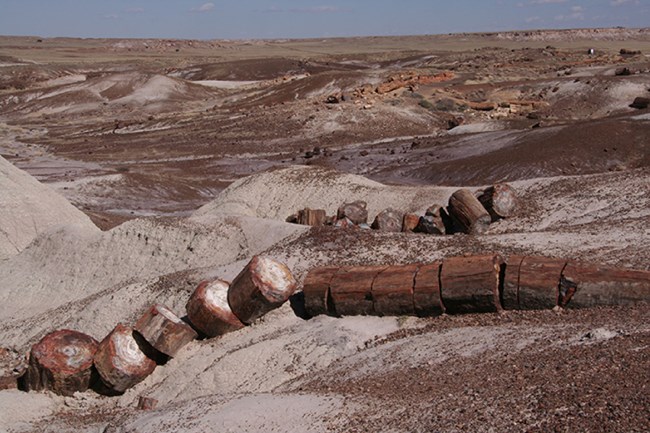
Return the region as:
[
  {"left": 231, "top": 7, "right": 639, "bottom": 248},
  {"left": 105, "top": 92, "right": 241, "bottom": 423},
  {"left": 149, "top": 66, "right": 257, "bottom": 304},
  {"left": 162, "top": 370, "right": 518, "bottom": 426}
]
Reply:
[
  {"left": 371, "top": 208, "right": 403, "bottom": 232},
  {"left": 615, "top": 67, "right": 631, "bottom": 76},
  {"left": 337, "top": 201, "right": 368, "bottom": 225},
  {"left": 630, "top": 97, "right": 649, "bottom": 109}
]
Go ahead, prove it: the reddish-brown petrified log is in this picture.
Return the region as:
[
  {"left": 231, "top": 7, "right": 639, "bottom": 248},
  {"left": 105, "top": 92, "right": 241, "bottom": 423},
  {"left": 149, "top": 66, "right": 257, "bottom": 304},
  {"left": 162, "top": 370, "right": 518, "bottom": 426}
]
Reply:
[
  {"left": 560, "top": 262, "right": 650, "bottom": 308},
  {"left": 402, "top": 213, "right": 420, "bottom": 232},
  {"left": 440, "top": 255, "right": 504, "bottom": 313},
  {"left": 297, "top": 208, "right": 327, "bottom": 226},
  {"left": 137, "top": 396, "right": 159, "bottom": 410},
  {"left": 372, "top": 264, "right": 418, "bottom": 316},
  {"left": 134, "top": 304, "right": 198, "bottom": 357},
  {"left": 413, "top": 262, "right": 445, "bottom": 316},
  {"left": 302, "top": 266, "right": 339, "bottom": 317},
  {"left": 186, "top": 279, "right": 244, "bottom": 338},
  {"left": 94, "top": 324, "right": 156, "bottom": 393},
  {"left": 447, "top": 189, "right": 491, "bottom": 235},
  {"left": 501, "top": 255, "right": 525, "bottom": 310},
  {"left": 228, "top": 256, "right": 298, "bottom": 324},
  {"left": 24, "top": 329, "right": 98, "bottom": 396},
  {"left": 371, "top": 208, "right": 403, "bottom": 232},
  {"left": 477, "top": 184, "right": 519, "bottom": 221},
  {"left": 517, "top": 256, "right": 567, "bottom": 310},
  {"left": 330, "top": 266, "right": 387, "bottom": 316}
]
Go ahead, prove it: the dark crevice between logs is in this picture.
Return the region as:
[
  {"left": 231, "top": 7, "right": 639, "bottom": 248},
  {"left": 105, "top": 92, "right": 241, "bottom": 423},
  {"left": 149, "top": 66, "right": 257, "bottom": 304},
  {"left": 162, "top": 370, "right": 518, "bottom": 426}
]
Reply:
[
  {"left": 558, "top": 262, "right": 578, "bottom": 308},
  {"left": 437, "top": 261, "right": 446, "bottom": 315},
  {"left": 326, "top": 287, "right": 337, "bottom": 317},
  {"left": 498, "top": 262, "right": 507, "bottom": 310},
  {"left": 132, "top": 331, "right": 169, "bottom": 366},
  {"left": 182, "top": 315, "right": 210, "bottom": 341},
  {"left": 410, "top": 265, "right": 421, "bottom": 316},
  {"left": 289, "top": 291, "right": 309, "bottom": 320}
]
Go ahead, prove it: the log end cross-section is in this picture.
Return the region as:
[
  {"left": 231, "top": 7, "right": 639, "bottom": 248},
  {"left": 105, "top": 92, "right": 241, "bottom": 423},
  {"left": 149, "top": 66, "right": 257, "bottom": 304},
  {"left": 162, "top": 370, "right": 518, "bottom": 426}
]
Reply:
[
  {"left": 94, "top": 324, "right": 156, "bottom": 394},
  {"left": 24, "top": 329, "right": 98, "bottom": 396},
  {"left": 228, "top": 256, "right": 298, "bottom": 325},
  {"left": 135, "top": 304, "right": 198, "bottom": 357},
  {"left": 186, "top": 279, "right": 245, "bottom": 338},
  {"left": 441, "top": 254, "right": 504, "bottom": 314}
]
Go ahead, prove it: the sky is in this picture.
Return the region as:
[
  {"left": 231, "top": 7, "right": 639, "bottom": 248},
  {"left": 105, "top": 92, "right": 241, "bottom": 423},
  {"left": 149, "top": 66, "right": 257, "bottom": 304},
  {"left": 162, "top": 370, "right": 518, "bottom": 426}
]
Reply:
[{"left": 0, "top": 0, "right": 648, "bottom": 40}]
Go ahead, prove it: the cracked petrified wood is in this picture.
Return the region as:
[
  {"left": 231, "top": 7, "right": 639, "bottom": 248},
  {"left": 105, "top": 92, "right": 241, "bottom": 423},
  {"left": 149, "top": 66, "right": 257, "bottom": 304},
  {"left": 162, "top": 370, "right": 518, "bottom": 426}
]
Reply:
[
  {"left": 94, "top": 324, "right": 156, "bottom": 393},
  {"left": 24, "top": 330, "right": 98, "bottom": 396},
  {"left": 297, "top": 208, "right": 327, "bottom": 226},
  {"left": 337, "top": 200, "right": 368, "bottom": 225},
  {"left": 302, "top": 266, "right": 339, "bottom": 317},
  {"left": 447, "top": 189, "right": 491, "bottom": 235},
  {"left": 413, "top": 262, "right": 445, "bottom": 316},
  {"left": 402, "top": 213, "right": 420, "bottom": 232},
  {"left": 440, "top": 254, "right": 504, "bottom": 313},
  {"left": 186, "top": 279, "right": 245, "bottom": 338},
  {"left": 477, "top": 184, "right": 518, "bottom": 221},
  {"left": 134, "top": 304, "right": 198, "bottom": 357},
  {"left": 371, "top": 208, "right": 403, "bottom": 232},
  {"left": 228, "top": 256, "right": 298, "bottom": 324},
  {"left": 330, "top": 266, "right": 388, "bottom": 316},
  {"left": 372, "top": 264, "right": 419, "bottom": 316}
]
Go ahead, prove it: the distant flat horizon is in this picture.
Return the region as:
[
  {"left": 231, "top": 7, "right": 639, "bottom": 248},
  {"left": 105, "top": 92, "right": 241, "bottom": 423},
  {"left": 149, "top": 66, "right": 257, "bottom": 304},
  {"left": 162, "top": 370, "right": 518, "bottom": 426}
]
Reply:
[{"left": 1, "top": 1, "right": 648, "bottom": 40}]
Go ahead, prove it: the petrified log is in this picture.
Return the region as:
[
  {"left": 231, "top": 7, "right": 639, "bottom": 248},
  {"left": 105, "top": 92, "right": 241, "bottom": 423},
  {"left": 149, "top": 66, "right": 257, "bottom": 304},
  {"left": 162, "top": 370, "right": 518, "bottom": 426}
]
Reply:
[
  {"left": 297, "top": 208, "right": 327, "bottom": 226},
  {"left": 330, "top": 266, "right": 387, "bottom": 316},
  {"left": 447, "top": 189, "right": 491, "bottom": 235},
  {"left": 415, "top": 215, "right": 444, "bottom": 235},
  {"left": 24, "top": 329, "right": 98, "bottom": 396},
  {"left": 302, "top": 266, "right": 339, "bottom": 317},
  {"left": 413, "top": 262, "right": 445, "bottom": 316},
  {"left": 137, "top": 396, "right": 159, "bottom": 410},
  {"left": 94, "top": 324, "right": 156, "bottom": 393},
  {"left": 402, "top": 213, "right": 420, "bottom": 232},
  {"left": 371, "top": 208, "right": 403, "bottom": 232},
  {"left": 440, "top": 255, "right": 504, "bottom": 313},
  {"left": 337, "top": 200, "right": 368, "bottom": 225},
  {"left": 501, "top": 255, "right": 525, "bottom": 310},
  {"left": 228, "top": 256, "right": 298, "bottom": 324},
  {"left": 477, "top": 184, "right": 518, "bottom": 221},
  {"left": 517, "top": 256, "right": 567, "bottom": 310},
  {"left": 372, "top": 264, "right": 418, "bottom": 316},
  {"left": 560, "top": 262, "right": 650, "bottom": 308},
  {"left": 186, "top": 279, "right": 245, "bottom": 338},
  {"left": 135, "top": 304, "right": 198, "bottom": 357}
]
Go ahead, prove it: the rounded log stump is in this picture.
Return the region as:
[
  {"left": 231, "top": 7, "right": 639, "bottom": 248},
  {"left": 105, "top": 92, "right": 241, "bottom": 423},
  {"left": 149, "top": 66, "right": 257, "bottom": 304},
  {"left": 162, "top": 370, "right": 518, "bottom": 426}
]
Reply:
[
  {"left": 94, "top": 324, "right": 156, "bottom": 393},
  {"left": 228, "top": 256, "right": 298, "bottom": 325},
  {"left": 447, "top": 189, "right": 491, "bottom": 235},
  {"left": 330, "top": 266, "right": 387, "bottom": 316},
  {"left": 24, "top": 330, "right": 98, "bottom": 396},
  {"left": 302, "top": 266, "right": 339, "bottom": 317},
  {"left": 413, "top": 262, "right": 445, "bottom": 316},
  {"left": 440, "top": 255, "right": 504, "bottom": 314},
  {"left": 372, "top": 264, "right": 418, "bottom": 316},
  {"left": 134, "top": 304, "right": 198, "bottom": 357},
  {"left": 478, "top": 184, "right": 518, "bottom": 221},
  {"left": 186, "top": 279, "right": 245, "bottom": 338}
]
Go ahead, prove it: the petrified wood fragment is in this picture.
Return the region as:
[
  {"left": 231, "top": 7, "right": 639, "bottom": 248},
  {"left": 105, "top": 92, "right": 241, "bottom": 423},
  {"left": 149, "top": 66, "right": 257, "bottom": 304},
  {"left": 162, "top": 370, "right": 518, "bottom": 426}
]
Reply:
[
  {"left": 402, "top": 213, "right": 420, "bottom": 232},
  {"left": 372, "top": 264, "right": 418, "bottom": 316},
  {"left": 447, "top": 189, "right": 491, "bottom": 235},
  {"left": 94, "top": 324, "right": 156, "bottom": 393},
  {"left": 302, "top": 266, "right": 339, "bottom": 317},
  {"left": 477, "top": 184, "right": 518, "bottom": 221},
  {"left": 330, "top": 266, "right": 387, "bottom": 316},
  {"left": 440, "top": 255, "right": 504, "bottom": 313},
  {"left": 337, "top": 200, "right": 368, "bottom": 225},
  {"left": 371, "top": 208, "right": 403, "bottom": 232},
  {"left": 24, "top": 329, "right": 98, "bottom": 396},
  {"left": 0, "top": 347, "right": 27, "bottom": 391},
  {"left": 228, "top": 256, "right": 298, "bottom": 324},
  {"left": 413, "top": 262, "right": 444, "bottom": 316},
  {"left": 135, "top": 304, "right": 198, "bottom": 357},
  {"left": 297, "top": 208, "right": 327, "bottom": 226},
  {"left": 137, "top": 396, "right": 159, "bottom": 410},
  {"left": 560, "top": 262, "right": 650, "bottom": 308},
  {"left": 186, "top": 279, "right": 245, "bottom": 338}
]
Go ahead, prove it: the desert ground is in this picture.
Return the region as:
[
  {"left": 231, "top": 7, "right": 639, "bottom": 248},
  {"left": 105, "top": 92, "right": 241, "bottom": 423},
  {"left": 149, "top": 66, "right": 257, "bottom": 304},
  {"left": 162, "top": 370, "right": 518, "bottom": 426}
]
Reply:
[{"left": 0, "top": 28, "right": 649, "bottom": 432}]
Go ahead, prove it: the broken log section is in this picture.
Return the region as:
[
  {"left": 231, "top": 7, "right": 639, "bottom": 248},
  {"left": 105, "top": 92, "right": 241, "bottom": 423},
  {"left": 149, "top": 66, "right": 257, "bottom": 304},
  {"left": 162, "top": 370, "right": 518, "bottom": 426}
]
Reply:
[
  {"left": 186, "top": 279, "right": 244, "bottom": 338},
  {"left": 330, "top": 266, "right": 387, "bottom": 316},
  {"left": 447, "top": 189, "right": 491, "bottom": 235},
  {"left": 137, "top": 396, "right": 159, "bottom": 410},
  {"left": 371, "top": 208, "right": 403, "bottom": 232},
  {"left": 134, "top": 304, "right": 198, "bottom": 358},
  {"left": 372, "top": 264, "right": 418, "bottom": 316},
  {"left": 24, "top": 330, "right": 98, "bottom": 396},
  {"left": 228, "top": 256, "right": 298, "bottom": 324},
  {"left": 298, "top": 208, "right": 327, "bottom": 226},
  {"left": 93, "top": 324, "right": 156, "bottom": 394},
  {"left": 478, "top": 184, "right": 519, "bottom": 221},
  {"left": 413, "top": 262, "right": 445, "bottom": 317},
  {"left": 440, "top": 255, "right": 504, "bottom": 314},
  {"left": 502, "top": 255, "right": 525, "bottom": 310},
  {"left": 337, "top": 201, "right": 368, "bottom": 225},
  {"left": 302, "top": 266, "right": 339, "bottom": 317}
]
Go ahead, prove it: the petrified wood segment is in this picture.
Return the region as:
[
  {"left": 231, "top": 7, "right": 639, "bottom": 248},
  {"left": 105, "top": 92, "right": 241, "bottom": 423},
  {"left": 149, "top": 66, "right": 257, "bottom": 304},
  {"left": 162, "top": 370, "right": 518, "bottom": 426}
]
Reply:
[
  {"left": 440, "top": 255, "right": 504, "bottom": 313},
  {"left": 560, "top": 262, "right": 650, "bottom": 308},
  {"left": 501, "top": 255, "right": 525, "bottom": 310},
  {"left": 297, "top": 208, "right": 327, "bottom": 226},
  {"left": 371, "top": 208, "right": 403, "bottom": 232},
  {"left": 402, "top": 213, "right": 420, "bottom": 232},
  {"left": 478, "top": 184, "right": 518, "bottom": 221},
  {"left": 372, "top": 264, "right": 418, "bottom": 316},
  {"left": 413, "top": 262, "right": 444, "bottom": 316},
  {"left": 94, "top": 324, "right": 156, "bottom": 393},
  {"left": 517, "top": 256, "right": 566, "bottom": 310},
  {"left": 337, "top": 200, "right": 368, "bottom": 225},
  {"left": 330, "top": 266, "right": 387, "bottom": 316},
  {"left": 186, "top": 279, "right": 245, "bottom": 338},
  {"left": 24, "top": 329, "right": 98, "bottom": 396},
  {"left": 228, "top": 256, "right": 298, "bottom": 324},
  {"left": 447, "top": 189, "right": 491, "bottom": 235},
  {"left": 302, "top": 266, "right": 339, "bottom": 317},
  {"left": 137, "top": 396, "right": 159, "bottom": 410},
  {"left": 135, "top": 304, "right": 198, "bottom": 357}
]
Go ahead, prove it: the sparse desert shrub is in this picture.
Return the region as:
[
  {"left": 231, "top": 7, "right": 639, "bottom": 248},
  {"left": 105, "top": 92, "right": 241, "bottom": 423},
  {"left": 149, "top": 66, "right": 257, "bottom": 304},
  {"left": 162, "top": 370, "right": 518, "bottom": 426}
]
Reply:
[{"left": 418, "top": 99, "right": 435, "bottom": 110}]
